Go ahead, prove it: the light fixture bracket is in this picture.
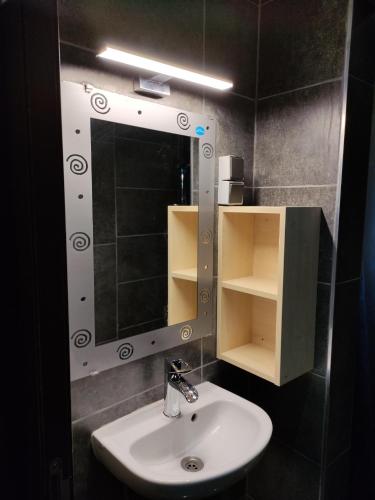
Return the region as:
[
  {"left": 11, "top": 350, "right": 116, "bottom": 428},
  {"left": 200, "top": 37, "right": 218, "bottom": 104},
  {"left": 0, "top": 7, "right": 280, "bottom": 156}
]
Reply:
[{"left": 134, "top": 75, "right": 171, "bottom": 98}]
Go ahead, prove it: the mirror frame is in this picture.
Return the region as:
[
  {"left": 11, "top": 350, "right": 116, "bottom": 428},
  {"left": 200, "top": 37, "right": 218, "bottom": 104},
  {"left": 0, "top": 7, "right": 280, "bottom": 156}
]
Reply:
[{"left": 61, "top": 81, "right": 215, "bottom": 380}]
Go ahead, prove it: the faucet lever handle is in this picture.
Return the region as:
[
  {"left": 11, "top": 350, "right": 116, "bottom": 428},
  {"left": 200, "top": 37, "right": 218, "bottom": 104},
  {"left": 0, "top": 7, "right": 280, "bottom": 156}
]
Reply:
[{"left": 168, "top": 359, "right": 192, "bottom": 374}]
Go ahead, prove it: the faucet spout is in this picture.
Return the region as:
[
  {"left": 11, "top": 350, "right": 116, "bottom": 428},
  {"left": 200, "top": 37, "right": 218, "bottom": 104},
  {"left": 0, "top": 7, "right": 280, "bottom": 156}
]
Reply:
[{"left": 164, "top": 359, "right": 199, "bottom": 418}]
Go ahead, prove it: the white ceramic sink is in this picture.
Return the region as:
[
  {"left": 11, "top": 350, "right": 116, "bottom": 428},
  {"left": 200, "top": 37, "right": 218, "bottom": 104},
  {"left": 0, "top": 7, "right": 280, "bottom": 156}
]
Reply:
[{"left": 91, "top": 382, "right": 272, "bottom": 499}]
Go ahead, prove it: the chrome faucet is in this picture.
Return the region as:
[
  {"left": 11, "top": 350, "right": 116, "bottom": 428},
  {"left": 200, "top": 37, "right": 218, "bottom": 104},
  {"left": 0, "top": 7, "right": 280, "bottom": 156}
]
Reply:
[{"left": 163, "top": 359, "right": 199, "bottom": 418}]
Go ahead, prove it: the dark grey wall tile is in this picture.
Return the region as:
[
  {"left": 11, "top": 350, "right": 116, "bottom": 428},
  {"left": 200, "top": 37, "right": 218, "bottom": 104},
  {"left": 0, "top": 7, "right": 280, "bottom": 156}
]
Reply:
[
  {"left": 204, "top": 93, "right": 254, "bottom": 186},
  {"left": 247, "top": 439, "right": 320, "bottom": 500},
  {"left": 115, "top": 137, "right": 179, "bottom": 190},
  {"left": 327, "top": 280, "right": 360, "bottom": 463},
  {"left": 94, "top": 244, "right": 117, "bottom": 344},
  {"left": 253, "top": 186, "right": 336, "bottom": 283},
  {"left": 117, "top": 234, "right": 167, "bottom": 282},
  {"left": 255, "top": 82, "right": 342, "bottom": 187},
  {"left": 325, "top": 449, "right": 351, "bottom": 500},
  {"left": 313, "top": 284, "right": 331, "bottom": 377},
  {"left": 91, "top": 118, "right": 114, "bottom": 144},
  {"left": 118, "top": 277, "right": 167, "bottom": 330},
  {"left": 258, "top": 0, "right": 348, "bottom": 97},
  {"left": 92, "top": 140, "right": 115, "bottom": 244},
  {"left": 250, "top": 373, "right": 326, "bottom": 464},
  {"left": 205, "top": 0, "right": 258, "bottom": 98},
  {"left": 116, "top": 188, "right": 176, "bottom": 236},
  {"left": 336, "top": 77, "right": 373, "bottom": 282},
  {"left": 71, "top": 339, "right": 202, "bottom": 420},
  {"left": 59, "top": 0, "right": 204, "bottom": 70}
]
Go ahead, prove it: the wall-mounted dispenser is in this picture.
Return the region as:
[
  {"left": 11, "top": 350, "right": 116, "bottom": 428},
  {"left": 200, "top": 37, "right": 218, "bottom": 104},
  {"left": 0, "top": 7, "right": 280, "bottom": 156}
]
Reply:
[{"left": 218, "top": 156, "right": 244, "bottom": 205}]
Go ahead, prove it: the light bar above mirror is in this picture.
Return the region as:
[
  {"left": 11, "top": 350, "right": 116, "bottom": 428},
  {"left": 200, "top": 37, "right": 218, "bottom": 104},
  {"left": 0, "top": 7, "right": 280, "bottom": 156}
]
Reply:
[{"left": 97, "top": 47, "right": 233, "bottom": 91}]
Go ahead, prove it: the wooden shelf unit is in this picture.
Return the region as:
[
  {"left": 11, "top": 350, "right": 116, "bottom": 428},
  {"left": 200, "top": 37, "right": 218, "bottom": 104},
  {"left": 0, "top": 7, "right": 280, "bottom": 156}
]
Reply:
[
  {"left": 217, "top": 206, "right": 320, "bottom": 385},
  {"left": 168, "top": 206, "right": 198, "bottom": 325}
]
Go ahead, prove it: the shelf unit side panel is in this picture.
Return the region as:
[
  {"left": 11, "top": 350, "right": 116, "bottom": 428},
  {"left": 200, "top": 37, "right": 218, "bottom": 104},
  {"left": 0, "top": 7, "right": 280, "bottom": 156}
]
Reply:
[{"left": 279, "top": 207, "right": 321, "bottom": 384}]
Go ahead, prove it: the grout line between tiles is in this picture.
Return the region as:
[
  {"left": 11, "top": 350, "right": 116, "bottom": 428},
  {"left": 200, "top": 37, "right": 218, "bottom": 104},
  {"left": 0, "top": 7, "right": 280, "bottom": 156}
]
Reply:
[
  {"left": 118, "top": 274, "right": 166, "bottom": 285},
  {"left": 93, "top": 241, "right": 116, "bottom": 248},
  {"left": 117, "top": 232, "right": 167, "bottom": 239},
  {"left": 327, "top": 446, "right": 351, "bottom": 469},
  {"left": 272, "top": 435, "right": 321, "bottom": 467},
  {"left": 349, "top": 73, "right": 375, "bottom": 88},
  {"left": 336, "top": 277, "right": 360, "bottom": 286},
  {"left": 258, "top": 77, "right": 342, "bottom": 102},
  {"left": 255, "top": 184, "right": 337, "bottom": 189}
]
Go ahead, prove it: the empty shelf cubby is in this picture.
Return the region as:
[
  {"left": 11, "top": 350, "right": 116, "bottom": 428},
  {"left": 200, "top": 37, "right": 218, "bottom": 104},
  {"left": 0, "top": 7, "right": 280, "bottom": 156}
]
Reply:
[
  {"left": 167, "top": 206, "right": 198, "bottom": 326},
  {"left": 217, "top": 206, "right": 320, "bottom": 385}
]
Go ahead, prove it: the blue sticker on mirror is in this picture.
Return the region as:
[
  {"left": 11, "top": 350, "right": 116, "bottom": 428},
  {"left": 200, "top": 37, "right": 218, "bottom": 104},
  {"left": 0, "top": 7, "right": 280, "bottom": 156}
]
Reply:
[{"left": 195, "top": 125, "right": 205, "bottom": 137}]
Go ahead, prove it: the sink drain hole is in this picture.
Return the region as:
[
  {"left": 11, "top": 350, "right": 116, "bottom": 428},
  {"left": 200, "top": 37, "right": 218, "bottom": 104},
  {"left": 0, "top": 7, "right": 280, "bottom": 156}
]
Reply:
[{"left": 181, "top": 456, "right": 204, "bottom": 472}]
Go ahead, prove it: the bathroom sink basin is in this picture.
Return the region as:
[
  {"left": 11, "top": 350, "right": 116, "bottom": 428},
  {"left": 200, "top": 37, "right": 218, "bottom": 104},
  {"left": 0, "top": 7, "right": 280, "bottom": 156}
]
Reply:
[{"left": 91, "top": 382, "right": 272, "bottom": 499}]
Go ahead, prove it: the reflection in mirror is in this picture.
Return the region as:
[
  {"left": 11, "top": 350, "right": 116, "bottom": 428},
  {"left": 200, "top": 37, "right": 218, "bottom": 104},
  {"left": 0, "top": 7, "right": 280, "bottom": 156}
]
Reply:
[{"left": 91, "top": 119, "right": 198, "bottom": 346}]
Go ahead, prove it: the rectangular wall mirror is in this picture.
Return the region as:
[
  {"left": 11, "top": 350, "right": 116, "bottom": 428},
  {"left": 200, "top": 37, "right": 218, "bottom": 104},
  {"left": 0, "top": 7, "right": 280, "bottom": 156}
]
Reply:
[{"left": 61, "top": 82, "right": 215, "bottom": 380}]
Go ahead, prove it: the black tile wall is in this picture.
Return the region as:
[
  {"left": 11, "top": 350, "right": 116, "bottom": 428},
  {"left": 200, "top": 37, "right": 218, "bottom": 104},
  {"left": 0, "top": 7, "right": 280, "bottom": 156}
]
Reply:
[
  {"left": 116, "top": 188, "right": 176, "bottom": 236},
  {"left": 325, "top": 449, "right": 351, "bottom": 500},
  {"left": 118, "top": 277, "right": 167, "bottom": 330},
  {"left": 205, "top": 0, "right": 258, "bottom": 98},
  {"left": 258, "top": 0, "right": 348, "bottom": 97},
  {"left": 203, "top": 92, "right": 255, "bottom": 186},
  {"left": 327, "top": 280, "right": 360, "bottom": 464},
  {"left": 59, "top": 0, "right": 204, "bottom": 70},
  {"left": 247, "top": 439, "right": 321, "bottom": 500},
  {"left": 336, "top": 76, "right": 373, "bottom": 282},
  {"left": 313, "top": 284, "right": 331, "bottom": 377},
  {"left": 349, "top": 0, "right": 375, "bottom": 85},
  {"left": 255, "top": 82, "right": 342, "bottom": 188},
  {"left": 115, "top": 137, "right": 179, "bottom": 190},
  {"left": 93, "top": 244, "right": 117, "bottom": 345},
  {"left": 117, "top": 234, "right": 167, "bottom": 282},
  {"left": 91, "top": 120, "right": 187, "bottom": 343},
  {"left": 92, "top": 138, "right": 115, "bottom": 245}
]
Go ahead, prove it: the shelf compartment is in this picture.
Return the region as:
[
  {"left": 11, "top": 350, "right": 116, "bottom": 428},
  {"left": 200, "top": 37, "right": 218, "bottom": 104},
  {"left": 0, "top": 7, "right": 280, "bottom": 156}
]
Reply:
[
  {"left": 221, "top": 276, "right": 277, "bottom": 300},
  {"left": 167, "top": 279, "right": 197, "bottom": 326},
  {"left": 171, "top": 267, "right": 197, "bottom": 282},
  {"left": 220, "top": 344, "right": 275, "bottom": 382},
  {"left": 220, "top": 208, "right": 281, "bottom": 285},
  {"left": 168, "top": 206, "right": 198, "bottom": 325},
  {"left": 217, "top": 287, "right": 277, "bottom": 383}
]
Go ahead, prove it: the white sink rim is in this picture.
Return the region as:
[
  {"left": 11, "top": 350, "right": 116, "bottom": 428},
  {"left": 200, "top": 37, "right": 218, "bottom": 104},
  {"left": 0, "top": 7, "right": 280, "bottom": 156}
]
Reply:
[{"left": 91, "top": 381, "right": 272, "bottom": 494}]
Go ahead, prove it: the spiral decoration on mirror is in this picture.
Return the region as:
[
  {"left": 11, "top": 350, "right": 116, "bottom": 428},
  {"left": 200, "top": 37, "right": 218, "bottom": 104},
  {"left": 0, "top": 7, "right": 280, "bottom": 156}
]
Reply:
[
  {"left": 117, "top": 342, "right": 134, "bottom": 360},
  {"left": 177, "top": 112, "right": 191, "bottom": 130},
  {"left": 71, "top": 329, "right": 92, "bottom": 348},
  {"left": 90, "top": 92, "right": 111, "bottom": 114},
  {"left": 69, "top": 232, "right": 91, "bottom": 252},
  {"left": 180, "top": 324, "right": 193, "bottom": 341},
  {"left": 66, "top": 154, "right": 88, "bottom": 175},
  {"left": 200, "top": 229, "right": 213, "bottom": 245},
  {"left": 200, "top": 288, "right": 211, "bottom": 304},
  {"left": 202, "top": 143, "right": 214, "bottom": 159}
]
